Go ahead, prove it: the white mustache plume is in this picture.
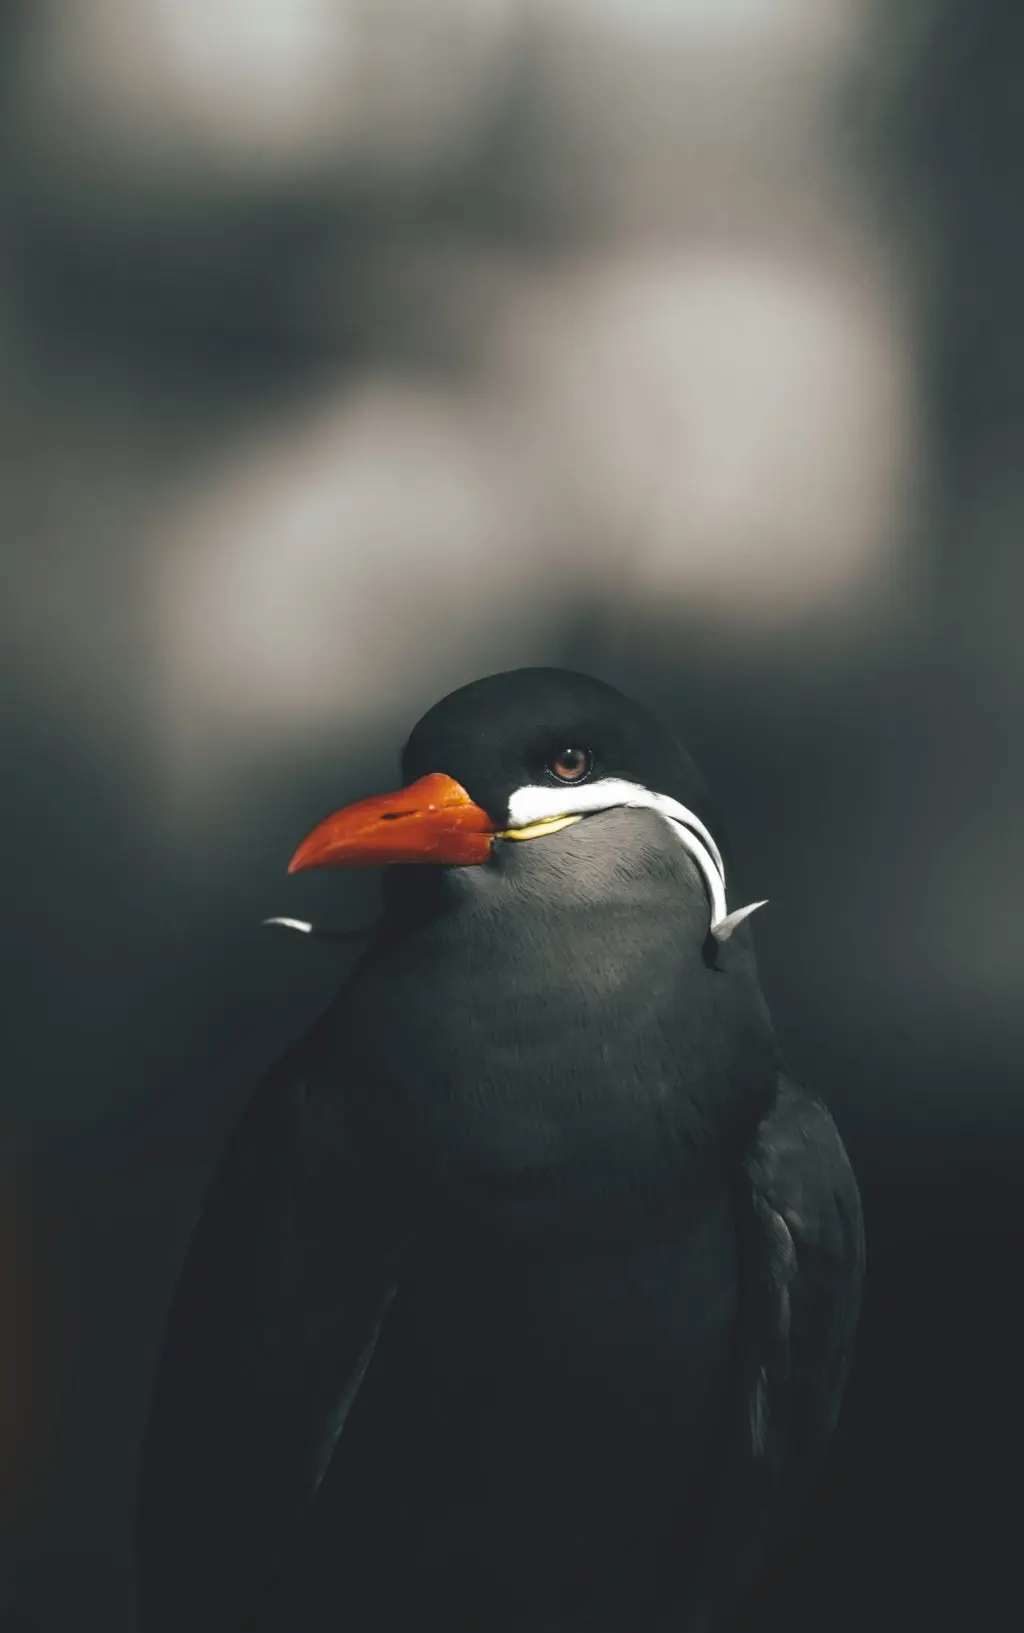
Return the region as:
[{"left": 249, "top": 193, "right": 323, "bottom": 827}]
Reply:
[{"left": 505, "top": 777, "right": 768, "bottom": 942}]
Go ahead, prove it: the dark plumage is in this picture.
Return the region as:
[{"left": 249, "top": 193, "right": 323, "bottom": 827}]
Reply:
[{"left": 138, "top": 668, "right": 864, "bottom": 1633}]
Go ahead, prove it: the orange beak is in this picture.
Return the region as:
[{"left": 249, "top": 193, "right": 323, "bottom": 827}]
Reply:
[{"left": 287, "top": 772, "right": 495, "bottom": 872}]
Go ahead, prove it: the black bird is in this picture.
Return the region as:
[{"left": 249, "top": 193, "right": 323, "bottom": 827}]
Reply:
[{"left": 138, "top": 667, "right": 864, "bottom": 1633}]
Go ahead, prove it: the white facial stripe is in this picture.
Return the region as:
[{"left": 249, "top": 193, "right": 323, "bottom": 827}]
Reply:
[
  {"left": 506, "top": 778, "right": 732, "bottom": 927},
  {"left": 507, "top": 779, "right": 724, "bottom": 875},
  {"left": 661, "top": 821, "right": 727, "bottom": 927}
]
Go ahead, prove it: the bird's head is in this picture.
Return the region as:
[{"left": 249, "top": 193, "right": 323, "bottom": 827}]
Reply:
[
  {"left": 285, "top": 669, "right": 765, "bottom": 947},
  {"left": 287, "top": 669, "right": 764, "bottom": 942}
]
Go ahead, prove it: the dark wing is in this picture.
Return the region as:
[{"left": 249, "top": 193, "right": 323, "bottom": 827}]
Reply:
[
  {"left": 663, "top": 1074, "right": 865, "bottom": 1632},
  {"left": 137, "top": 1017, "right": 409, "bottom": 1633},
  {"left": 746, "top": 1073, "right": 865, "bottom": 1503}
]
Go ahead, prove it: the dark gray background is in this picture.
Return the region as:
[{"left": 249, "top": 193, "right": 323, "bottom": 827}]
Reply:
[{"left": 1, "top": 3, "right": 1020, "bottom": 1628}]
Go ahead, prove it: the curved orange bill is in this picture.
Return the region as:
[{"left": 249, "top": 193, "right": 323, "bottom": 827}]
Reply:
[{"left": 288, "top": 772, "right": 495, "bottom": 872}]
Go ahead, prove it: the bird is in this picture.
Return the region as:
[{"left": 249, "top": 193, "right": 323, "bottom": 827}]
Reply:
[{"left": 137, "top": 666, "right": 864, "bottom": 1633}]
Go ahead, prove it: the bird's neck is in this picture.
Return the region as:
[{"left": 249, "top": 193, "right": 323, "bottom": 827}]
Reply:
[{"left": 339, "top": 879, "right": 778, "bottom": 1221}]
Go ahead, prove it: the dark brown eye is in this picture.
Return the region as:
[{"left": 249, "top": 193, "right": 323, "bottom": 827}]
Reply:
[{"left": 549, "top": 747, "right": 592, "bottom": 783}]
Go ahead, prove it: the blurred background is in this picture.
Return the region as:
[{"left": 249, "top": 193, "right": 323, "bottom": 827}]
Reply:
[{"left": 1, "top": 2, "right": 1021, "bottom": 1628}]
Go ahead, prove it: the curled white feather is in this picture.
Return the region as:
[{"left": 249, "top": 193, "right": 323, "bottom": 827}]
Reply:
[{"left": 506, "top": 777, "right": 766, "bottom": 940}]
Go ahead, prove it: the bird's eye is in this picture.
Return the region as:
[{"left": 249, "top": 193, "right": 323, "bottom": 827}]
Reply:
[{"left": 548, "top": 747, "right": 592, "bottom": 783}]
